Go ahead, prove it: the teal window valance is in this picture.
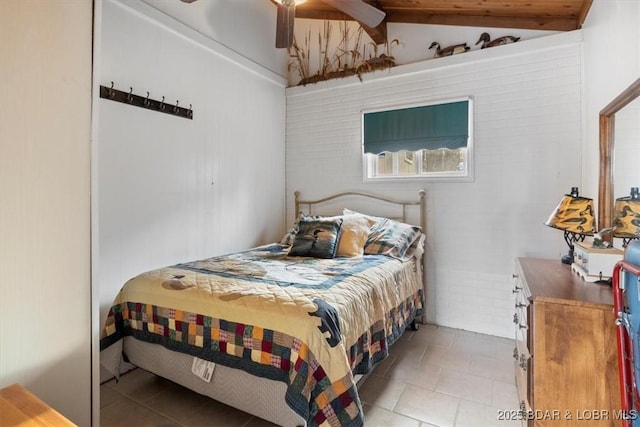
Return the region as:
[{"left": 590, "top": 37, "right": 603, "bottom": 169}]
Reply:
[{"left": 363, "top": 100, "right": 469, "bottom": 154}]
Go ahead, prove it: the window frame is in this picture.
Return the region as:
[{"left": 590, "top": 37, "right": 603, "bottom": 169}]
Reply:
[{"left": 361, "top": 97, "right": 474, "bottom": 183}]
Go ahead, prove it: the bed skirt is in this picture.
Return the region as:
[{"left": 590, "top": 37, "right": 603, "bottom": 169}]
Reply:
[{"left": 114, "top": 336, "right": 307, "bottom": 426}]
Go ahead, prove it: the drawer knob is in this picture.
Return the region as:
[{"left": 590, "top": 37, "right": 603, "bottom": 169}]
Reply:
[
  {"left": 520, "top": 401, "right": 526, "bottom": 413},
  {"left": 513, "top": 313, "right": 519, "bottom": 324},
  {"left": 512, "top": 286, "right": 522, "bottom": 294}
]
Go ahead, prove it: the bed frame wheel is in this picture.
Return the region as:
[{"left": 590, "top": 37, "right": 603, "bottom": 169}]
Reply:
[{"left": 409, "top": 320, "right": 419, "bottom": 331}]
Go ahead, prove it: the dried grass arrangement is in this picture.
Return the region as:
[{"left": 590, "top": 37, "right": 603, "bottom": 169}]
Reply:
[{"left": 288, "top": 22, "right": 399, "bottom": 86}]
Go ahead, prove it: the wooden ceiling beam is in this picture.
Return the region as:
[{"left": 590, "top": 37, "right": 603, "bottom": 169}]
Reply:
[
  {"left": 294, "top": 11, "right": 579, "bottom": 32},
  {"left": 361, "top": 22, "right": 388, "bottom": 45},
  {"left": 291, "top": 0, "right": 593, "bottom": 42},
  {"left": 294, "top": 9, "right": 358, "bottom": 21},
  {"left": 384, "top": 12, "right": 580, "bottom": 31},
  {"left": 292, "top": 0, "right": 592, "bottom": 32},
  {"left": 359, "top": 0, "right": 387, "bottom": 44},
  {"left": 576, "top": 0, "right": 593, "bottom": 28}
]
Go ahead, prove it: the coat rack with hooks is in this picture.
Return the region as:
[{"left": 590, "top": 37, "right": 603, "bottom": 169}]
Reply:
[{"left": 99, "top": 82, "right": 193, "bottom": 120}]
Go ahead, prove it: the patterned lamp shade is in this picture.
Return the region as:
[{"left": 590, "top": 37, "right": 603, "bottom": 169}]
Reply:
[
  {"left": 614, "top": 187, "right": 640, "bottom": 246},
  {"left": 545, "top": 187, "right": 595, "bottom": 264},
  {"left": 545, "top": 192, "right": 596, "bottom": 235}
]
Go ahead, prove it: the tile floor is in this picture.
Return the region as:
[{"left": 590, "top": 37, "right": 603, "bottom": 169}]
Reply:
[{"left": 100, "top": 324, "right": 521, "bottom": 426}]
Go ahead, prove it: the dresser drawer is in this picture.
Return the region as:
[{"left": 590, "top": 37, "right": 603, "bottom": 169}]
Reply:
[
  {"left": 515, "top": 327, "right": 530, "bottom": 362},
  {"left": 513, "top": 264, "right": 531, "bottom": 352},
  {"left": 515, "top": 359, "right": 532, "bottom": 426},
  {"left": 513, "top": 263, "right": 531, "bottom": 302},
  {"left": 513, "top": 310, "right": 529, "bottom": 351}
]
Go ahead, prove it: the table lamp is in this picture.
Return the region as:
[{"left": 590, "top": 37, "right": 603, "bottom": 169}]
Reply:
[
  {"left": 545, "top": 187, "right": 596, "bottom": 264},
  {"left": 614, "top": 187, "right": 640, "bottom": 248}
]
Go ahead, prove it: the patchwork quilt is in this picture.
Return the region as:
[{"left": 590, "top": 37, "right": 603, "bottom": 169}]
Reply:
[{"left": 100, "top": 244, "right": 423, "bottom": 427}]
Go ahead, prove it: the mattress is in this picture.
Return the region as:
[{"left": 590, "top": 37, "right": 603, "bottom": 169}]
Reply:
[{"left": 118, "top": 337, "right": 306, "bottom": 426}]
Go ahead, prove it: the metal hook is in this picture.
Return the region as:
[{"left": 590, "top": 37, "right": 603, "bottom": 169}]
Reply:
[
  {"left": 109, "top": 81, "right": 115, "bottom": 98},
  {"left": 173, "top": 100, "right": 180, "bottom": 113},
  {"left": 188, "top": 104, "right": 193, "bottom": 118},
  {"left": 127, "top": 87, "right": 134, "bottom": 103},
  {"left": 144, "top": 91, "right": 150, "bottom": 107},
  {"left": 159, "top": 96, "right": 165, "bottom": 111}
]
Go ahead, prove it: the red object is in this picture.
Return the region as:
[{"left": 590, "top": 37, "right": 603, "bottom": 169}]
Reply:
[{"left": 613, "top": 260, "right": 640, "bottom": 426}]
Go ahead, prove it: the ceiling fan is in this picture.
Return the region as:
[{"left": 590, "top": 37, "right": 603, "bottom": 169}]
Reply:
[
  {"left": 273, "top": 0, "right": 386, "bottom": 48},
  {"left": 179, "top": 0, "right": 385, "bottom": 49}
]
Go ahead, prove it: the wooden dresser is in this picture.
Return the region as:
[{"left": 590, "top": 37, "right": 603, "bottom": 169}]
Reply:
[{"left": 513, "top": 258, "right": 620, "bottom": 426}]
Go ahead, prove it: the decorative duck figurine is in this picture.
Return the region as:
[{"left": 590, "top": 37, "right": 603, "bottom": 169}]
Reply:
[
  {"left": 592, "top": 227, "right": 615, "bottom": 248},
  {"left": 429, "top": 41, "right": 470, "bottom": 58},
  {"left": 475, "top": 32, "right": 520, "bottom": 49}
]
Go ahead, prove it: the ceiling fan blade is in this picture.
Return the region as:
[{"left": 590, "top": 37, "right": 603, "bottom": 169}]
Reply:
[
  {"left": 275, "top": 3, "right": 295, "bottom": 48},
  {"left": 321, "top": 0, "right": 385, "bottom": 28}
]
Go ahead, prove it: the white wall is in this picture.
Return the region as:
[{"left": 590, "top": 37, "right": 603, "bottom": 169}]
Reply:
[
  {"left": 140, "top": 0, "right": 289, "bottom": 78},
  {"left": 0, "top": 1, "right": 92, "bottom": 425},
  {"left": 582, "top": 0, "right": 640, "bottom": 208},
  {"left": 285, "top": 32, "right": 584, "bottom": 338},
  {"left": 97, "top": 0, "right": 287, "bottom": 337}
]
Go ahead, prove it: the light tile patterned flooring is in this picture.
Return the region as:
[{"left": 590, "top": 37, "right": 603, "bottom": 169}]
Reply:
[{"left": 100, "top": 324, "right": 521, "bottom": 426}]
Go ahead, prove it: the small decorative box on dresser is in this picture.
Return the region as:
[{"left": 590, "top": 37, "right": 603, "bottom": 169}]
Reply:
[
  {"left": 571, "top": 241, "right": 623, "bottom": 282},
  {"left": 512, "top": 258, "right": 620, "bottom": 426}
]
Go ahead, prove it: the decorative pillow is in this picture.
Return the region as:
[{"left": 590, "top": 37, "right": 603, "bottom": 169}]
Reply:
[
  {"left": 335, "top": 214, "right": 372, "bottom": 257},
  {"left": 365, "top": 218, "right": 422, "bottom": 260},
  {"left": 342, "top": 208, "right": 382, "bottom": 228},
  {"left": 404, "top": 232, "right": 425, "bottom": 259},
  {"left": 280, "top": 213, "right": 303, "bottom": 246},
  {"left": 288, "top": 217, "right": 343, "bottom": 258},
  {"left": 280, "top": 213, "right": 322, "bottom": 246}
]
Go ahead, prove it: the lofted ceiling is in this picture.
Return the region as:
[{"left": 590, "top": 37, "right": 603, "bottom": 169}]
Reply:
[{"left": 292, "top": 0, "right": 593, "bottom": 45}]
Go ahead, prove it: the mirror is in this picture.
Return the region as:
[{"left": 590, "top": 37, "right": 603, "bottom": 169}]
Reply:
[
  {"left": 615, "top": 96, "right": 640, "bottom": 200},
  {"left": 598, "top": 78, "right": 640, "bottom": 241}
]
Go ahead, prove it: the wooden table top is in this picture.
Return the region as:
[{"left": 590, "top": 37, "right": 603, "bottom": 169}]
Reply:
[
  {"left": 0, "top": 384, "right": 76, "bottom": 426},
  {"left": 517, "top": 257, "right": 614, "bottom": 309}
]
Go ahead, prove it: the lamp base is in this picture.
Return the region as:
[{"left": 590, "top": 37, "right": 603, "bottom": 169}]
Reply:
[{"left": 561, "top": 247, "right": 574, "bottom": 265}]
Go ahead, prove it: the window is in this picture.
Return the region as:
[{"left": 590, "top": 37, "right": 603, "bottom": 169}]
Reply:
[{"left": 362, "top": 98, "right": 473, "bottom": 181}]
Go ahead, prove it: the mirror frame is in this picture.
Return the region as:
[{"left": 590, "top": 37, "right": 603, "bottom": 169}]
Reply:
[{"left": 598, "top": 78, "right": 640, "bottom": 241}]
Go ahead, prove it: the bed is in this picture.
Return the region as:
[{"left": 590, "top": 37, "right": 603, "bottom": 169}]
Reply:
[{"left": 100, "top": 190, "right": 427, "bottom": 427}]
